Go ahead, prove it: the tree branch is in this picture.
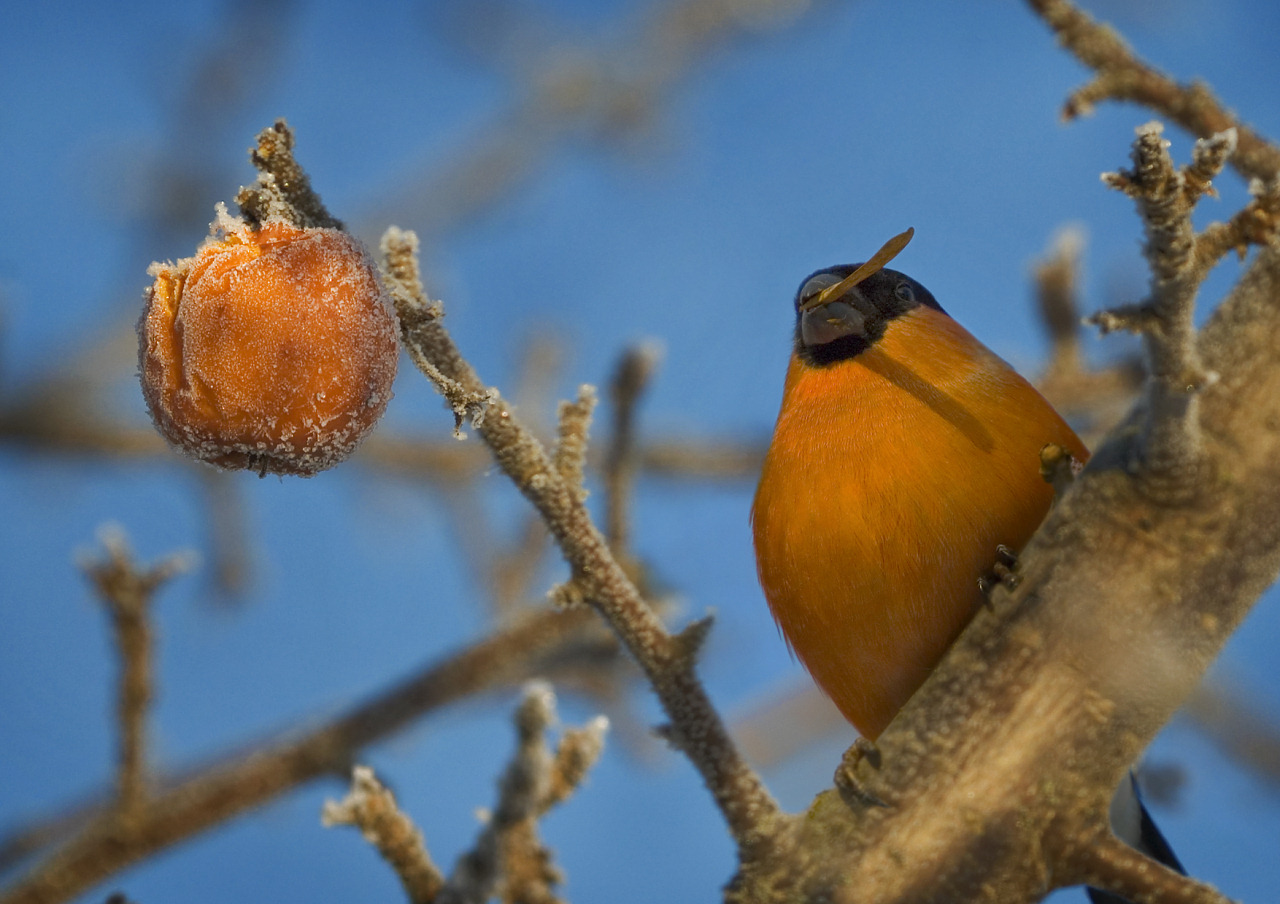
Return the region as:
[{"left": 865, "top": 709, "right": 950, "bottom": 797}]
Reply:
[
  {"left": 729, "top": 237, "right": 1280, "bottom": 904},
  {"left": 1090, "top": 124, "right": 1233, "bottom": 503},
  {"left": 80, "top": 528, "right": 189, "bottom": 815},
  {"left": 322, "top": 767, "right": 444, "bottom": 904},
  {"left": 381, "top": 226, "right": 787, "bottom": 861},
  {"left": 1031, "top": 227, "right": 1144, "bottom": 445},
  {"left": 1026, "top": 0, "right": 1280, "bottom": 183},
  {"left": 1062, "top": 833, "right": 1231, "bottom": 904},
  {"left": 604, "top": 344, "right": 660, "bottom": 563},
  {"left": 234, "top": 119, "right": 342, "bottom": 230},
  {"left": 437, "top": 683, "right": 606, "bottom": 904},
  {"left": 0, "top": 605, "right": 608, "bottom": 904}
]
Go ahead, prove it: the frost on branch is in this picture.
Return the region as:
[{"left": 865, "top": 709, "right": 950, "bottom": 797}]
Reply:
[{"left": 324, "top": 684, "right": 607, "bottom": 904}]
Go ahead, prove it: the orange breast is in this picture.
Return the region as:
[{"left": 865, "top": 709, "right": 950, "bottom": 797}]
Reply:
[{"left": 751, "top": 306, "right": 1088, "bottom": 739}]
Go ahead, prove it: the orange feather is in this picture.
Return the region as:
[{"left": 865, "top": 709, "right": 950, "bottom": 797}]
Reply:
[{"left": 752, "top": 303, "right": 1088, "bottom": 739}]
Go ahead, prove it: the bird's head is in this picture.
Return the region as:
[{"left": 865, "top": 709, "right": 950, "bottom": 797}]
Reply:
[{"left": 793, "top": 228, "right": 945, "bottom": 366}]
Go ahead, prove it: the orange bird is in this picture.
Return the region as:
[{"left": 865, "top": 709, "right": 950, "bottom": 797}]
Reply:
[{"left": 751, "top": 229, "right": 1089, "bottom": 740}]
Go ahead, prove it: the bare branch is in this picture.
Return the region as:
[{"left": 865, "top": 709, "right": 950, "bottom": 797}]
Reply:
[
  {"left": 1195, "top": 176, "right": 1280, "bottom": 274},
  {"left": 543, "top": 716, "right": 609, "bottom": 813},
  {"left": 1183, "top": 680, "right": 1280, "bottom": 790},
  {"left": 439, "top": 683, "right": 606, "bottom": 904},
  {"left": 0, "top": 605, "right": 606, "bottom": 904},
  {"left": 492, "top": 515, "right": 555, "bottom": 618},
  {"left": 1031, "top": 229, "right": 1145, "bottom": 446},
  {"left": 382, "top": 227, "right": 786, "bottom": 860},
  {"left": 0, "top": 382, "right": 761, "bottom": 488},
  {"left": 552, "top": 385, "right": 597, "bottom": 507},
  {"left": 1061, "top": 832, "right": 1232, "bottom": 904},
  {"left": 80, "top": 527, "right": 190, "bottom": 815},
  {"left": 234, "top": 119, "right": 342, "bottom": 230},
  {"left": 1092, "top": 123, "right": 1231, "bottom": 502},
  {"left": 604, "top": 344, "right": 661, "bottom": 559},
  {"left": 323, "top": 767, "right": 444, "bottom": 904},
  {"left": 732, "top": 683, "right": 847, "bottom": 771},
  {"left": 355, "top": 0, "right": 822, "bottom": 238},
  {"left": 1027, "top": 0, "right": 1280, "bottom": 183},
  {"left": 1034, "top": 226, "right": 1086, "bottom": 379},
  {"left": 194, "top": 468, "right": 252, "bottom": 597}
]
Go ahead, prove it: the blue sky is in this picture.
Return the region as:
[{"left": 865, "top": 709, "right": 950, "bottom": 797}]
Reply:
[{"left": 3, "top": 1, "right": 1279, "bottom": 902}]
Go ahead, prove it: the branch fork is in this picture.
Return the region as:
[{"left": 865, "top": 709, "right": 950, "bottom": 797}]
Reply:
[
  {"left": 1090, "top": 123, "right": 1239, "bottom": 500},
  {"left": 380, "top": 226, "right": 786, "bottom": 862},
  {"left": 324, "top": 683, "right": 607, "bottom": 904}
]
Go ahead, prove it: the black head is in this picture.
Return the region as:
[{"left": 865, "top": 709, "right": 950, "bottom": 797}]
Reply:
[{"left": 793, "top": 265, "right": 946, "bottom": 366}]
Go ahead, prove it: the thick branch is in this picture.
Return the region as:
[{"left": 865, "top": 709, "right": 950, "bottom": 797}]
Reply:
[{"left": 730, "top": 243, "right": 1280, "bottom": 903}]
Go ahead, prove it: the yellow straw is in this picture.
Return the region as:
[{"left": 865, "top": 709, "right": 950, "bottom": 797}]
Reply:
[{"left": 799, "top": 227, "right": 915, "bottom": 312}]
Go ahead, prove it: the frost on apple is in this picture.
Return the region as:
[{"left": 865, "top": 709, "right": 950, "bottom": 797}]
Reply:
[{"left": 138, "top": 213, "right": 400, "bottom": 477}]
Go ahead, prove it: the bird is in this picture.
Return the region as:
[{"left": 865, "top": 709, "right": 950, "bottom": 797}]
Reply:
[
  {"left": 750, "top": 229, "right": 1181, "bottom": 901},
  {"left": 751, "top": 227, "right": 1089, "bottom": 739}
]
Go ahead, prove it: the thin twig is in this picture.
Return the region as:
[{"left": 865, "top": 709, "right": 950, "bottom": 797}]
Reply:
[
  {"left": 322, "top": 767, "right": 444, "bottom": 904},
  {"left": 1194, "top": 177, "right": 1280, "bottom": 274},
  {"left": 636, "top": 439, "right": 764, "bottom": 481},
  {"left": 553, "top": 385, "right": 597, "bottom": 509},
  {"left": 1031, "top": 230, "right": 1145, "bottom": 446},
  {"left": 492, "top": 515, "right": 555, "bottom": 617},
  {"left": 467, "top": 337, "right": 573, "bottom": 616},
  {"left": 0, "top": 606, "right": 606, "bottom": 904},
  {"left": 234, "top": 119, "right": 342, "bottom": 230},
  {"left": 1091, "top": 124, "right": 1234, "bottom": 501},
  {"left": 439, "top": 684, "right": 555, "bottom": 904},
  {"left": 0, "top": 385, "right": 763, "bottom": 485},
  {"left": 1183, "top": 680, "right": 1280, "bottom": 790},
  {"left": 356, "top": 0, "right": 826, "bottom": 237},
  {"left": 1034, "top": 226, "right": 1087, "bottom": 381},
  {"left": 381, "top": 226, "right": 785, "bottom": 860},
  {"left": 603, "top": 344, "right": 661, "bottom": 573},
  {"left": 80, "top": 527, "right": 190, "bottom": 815},
  {"left": 499, "top": 710, "right": 607, "bottom": 904},
  {"left": 732, "top": 683, "right": 847, "bottom": 771},
  {"left": 194, "top": 468, "right": 252, "bottom": 598},
  {"left": 438, "top": 683, "right": 606, "bottom": 904},
  {"left": 1026, "top": 0, "right": 1280, "bottom": 183}
]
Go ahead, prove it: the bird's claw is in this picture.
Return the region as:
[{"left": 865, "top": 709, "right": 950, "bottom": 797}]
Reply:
[
  {"left": 978, "top": 545, "right": 1021, "bottom": 604},
  {"left": 835, "top": 737, "right": 888, "bottom": 809}
]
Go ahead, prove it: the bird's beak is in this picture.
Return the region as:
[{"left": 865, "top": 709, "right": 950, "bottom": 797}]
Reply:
[
  {"left": 801, "top": 299, "right": 867, "bottom": 347},
  {"left": 798, "top": 226, "right": 915, "bottom": 314}
]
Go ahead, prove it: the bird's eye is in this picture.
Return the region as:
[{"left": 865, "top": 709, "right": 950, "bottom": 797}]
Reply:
[
  {"left": 894, "top": 282, "right": 916, "bottom": 303},
  {"left": 799, "top": 273, "right": 843, "bottom": 306}
]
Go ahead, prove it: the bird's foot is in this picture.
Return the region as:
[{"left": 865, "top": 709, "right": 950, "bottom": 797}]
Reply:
[
  {"left": 1040, "top": 442, "right": 1086, "bottom": 500},
  {"left": 834, "top": 737, "right": 887, "bottom": 809},
  {"left": 978, "top": 545, "right": 1021, "bottom": 603}
]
